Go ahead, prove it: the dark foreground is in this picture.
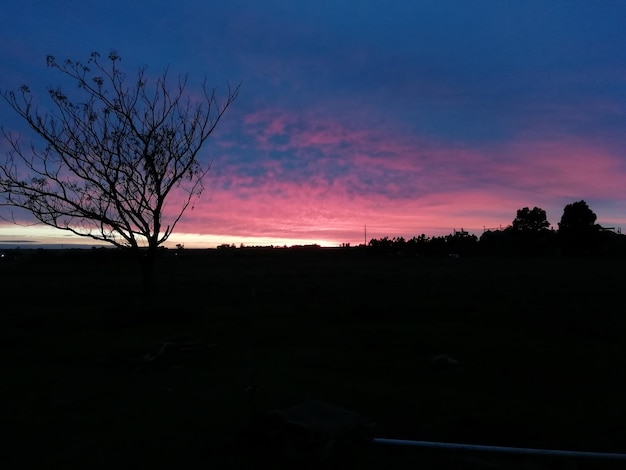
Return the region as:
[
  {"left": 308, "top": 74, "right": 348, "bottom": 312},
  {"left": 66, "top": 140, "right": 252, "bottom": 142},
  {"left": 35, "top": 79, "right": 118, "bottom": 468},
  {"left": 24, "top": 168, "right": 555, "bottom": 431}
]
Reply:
[{"left": 2, "top": 248, "right": 625, "bottom": 468}]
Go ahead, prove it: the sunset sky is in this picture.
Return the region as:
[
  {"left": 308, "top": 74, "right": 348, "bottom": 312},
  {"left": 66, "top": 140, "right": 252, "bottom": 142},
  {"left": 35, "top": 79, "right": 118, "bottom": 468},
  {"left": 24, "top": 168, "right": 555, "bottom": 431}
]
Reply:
[{"left": 1, "top": 1, "right": 626, "bottom": 248}]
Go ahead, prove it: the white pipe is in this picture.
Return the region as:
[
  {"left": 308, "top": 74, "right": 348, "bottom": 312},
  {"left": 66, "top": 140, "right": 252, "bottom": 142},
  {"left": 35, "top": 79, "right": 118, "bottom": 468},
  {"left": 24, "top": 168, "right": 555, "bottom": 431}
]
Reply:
[{"left": 372, "top": 438, "right": 626, "bottom": 461}]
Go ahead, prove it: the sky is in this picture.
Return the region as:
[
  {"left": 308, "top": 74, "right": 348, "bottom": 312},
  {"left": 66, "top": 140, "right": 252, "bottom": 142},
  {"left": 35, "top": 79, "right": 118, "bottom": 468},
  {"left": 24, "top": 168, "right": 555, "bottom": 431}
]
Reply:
[{"left": 1, "top": 0, "right": 626, "bottom": 248}]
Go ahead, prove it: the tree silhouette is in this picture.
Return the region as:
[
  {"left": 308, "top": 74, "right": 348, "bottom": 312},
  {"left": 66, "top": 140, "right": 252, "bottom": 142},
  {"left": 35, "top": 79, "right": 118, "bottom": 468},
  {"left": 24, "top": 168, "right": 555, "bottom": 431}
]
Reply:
[
  {"left": 558, "top": 200, "right": 600, "bottom": 255},
  {"left": 478, "top": 229, "right": 510, "bottom": 256},
  {"left": 505, "top": 206, "right": 555, "bottom": 255},
  {"left": 558, "top": 200, "right": 597, "bottom": 233},
  {"left": 445, "top": 229, "right": 478, "bottom": 256},
  {"left": 510, "top": 207, "right": 550, "bottom": 232},
  {"left": 0, "top": 51, "right": 239, "bottom": 293}
]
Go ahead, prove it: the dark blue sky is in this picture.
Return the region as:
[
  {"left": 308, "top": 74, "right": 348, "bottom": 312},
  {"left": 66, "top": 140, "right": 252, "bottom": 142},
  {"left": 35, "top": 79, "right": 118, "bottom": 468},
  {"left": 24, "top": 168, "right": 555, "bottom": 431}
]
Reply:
[{"left": 1, "top": 1, "right": 625, "bottom": 247}]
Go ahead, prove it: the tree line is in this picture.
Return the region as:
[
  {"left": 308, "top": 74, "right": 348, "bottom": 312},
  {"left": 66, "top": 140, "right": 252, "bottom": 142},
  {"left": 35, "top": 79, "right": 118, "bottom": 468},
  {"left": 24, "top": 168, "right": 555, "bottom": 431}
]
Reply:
[{"left": 367, "top": 201, "right": 626, "bottom": 257}]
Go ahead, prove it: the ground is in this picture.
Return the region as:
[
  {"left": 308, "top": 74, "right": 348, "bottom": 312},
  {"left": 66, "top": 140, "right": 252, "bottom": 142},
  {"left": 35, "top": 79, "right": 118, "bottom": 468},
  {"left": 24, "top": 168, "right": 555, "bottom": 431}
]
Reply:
[{"left": 2, "top": 248, "right": 625, "bottom": 468}]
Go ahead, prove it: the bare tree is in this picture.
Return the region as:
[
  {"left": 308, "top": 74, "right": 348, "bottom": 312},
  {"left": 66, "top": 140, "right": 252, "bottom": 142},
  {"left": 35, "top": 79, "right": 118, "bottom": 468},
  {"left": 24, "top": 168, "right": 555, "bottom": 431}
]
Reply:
[{"left": 0, "top": 51, "right": 239, "bottom": 293}]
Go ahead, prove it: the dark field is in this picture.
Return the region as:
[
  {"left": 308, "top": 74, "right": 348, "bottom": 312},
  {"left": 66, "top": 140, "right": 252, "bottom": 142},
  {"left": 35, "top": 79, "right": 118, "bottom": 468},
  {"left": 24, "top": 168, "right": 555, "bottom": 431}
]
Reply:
[{"left": 2, "top": 249, "right": 626, "bottom": 468}]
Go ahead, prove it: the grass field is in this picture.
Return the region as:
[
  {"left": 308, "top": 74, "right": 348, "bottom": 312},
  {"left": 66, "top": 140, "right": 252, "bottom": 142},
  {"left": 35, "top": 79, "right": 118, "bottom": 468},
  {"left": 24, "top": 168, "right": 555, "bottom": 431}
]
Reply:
[{"left": 2, "top": 249, "right": 625, "bottom": 468}]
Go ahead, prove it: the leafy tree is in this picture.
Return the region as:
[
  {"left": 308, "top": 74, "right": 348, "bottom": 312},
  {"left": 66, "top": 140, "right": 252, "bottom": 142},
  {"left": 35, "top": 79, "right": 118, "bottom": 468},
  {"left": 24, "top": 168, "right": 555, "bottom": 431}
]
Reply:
[
  {"left": 445, "top": 229, "right": 478, "bottom": 256},
  {"left": 0, "top": 51, "right": 239, "bottom": 293},
  {"left": 503, "top": 206, "right": 555, "bottom": 256},
  {"left": 510, "top": 207, "right": 550, "bottom": 232},
  {"left": 558, "top": 200, "right": 598, "bottom": 233},
  {"left": 557, "top": 200, "right": 600, "bottom": 255},
  {"left": 478, "top": 229, "right": 511, "bottom": 256},
  {"left": 406, "top": 234, "right": 428, "bottom": 256}
]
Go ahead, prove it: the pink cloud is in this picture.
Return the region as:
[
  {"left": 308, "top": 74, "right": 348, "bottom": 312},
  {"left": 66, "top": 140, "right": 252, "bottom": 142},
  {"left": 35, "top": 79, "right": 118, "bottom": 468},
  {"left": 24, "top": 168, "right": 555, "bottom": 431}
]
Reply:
[
  {"left": 491, "top": 139, "right": 626, "bottom": 199},
  {"left": 161, "top": 108, "right": 626, "bottom": 246},
  {"left": 4, "top": 99, "right": 626, "bottom": 248}
]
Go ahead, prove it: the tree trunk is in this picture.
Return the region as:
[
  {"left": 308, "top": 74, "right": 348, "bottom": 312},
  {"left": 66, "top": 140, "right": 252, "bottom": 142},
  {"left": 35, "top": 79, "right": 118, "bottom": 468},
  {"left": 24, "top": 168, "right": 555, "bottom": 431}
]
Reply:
[{"left": 138, "top": 248, "right": 156, "bottom": 299}]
